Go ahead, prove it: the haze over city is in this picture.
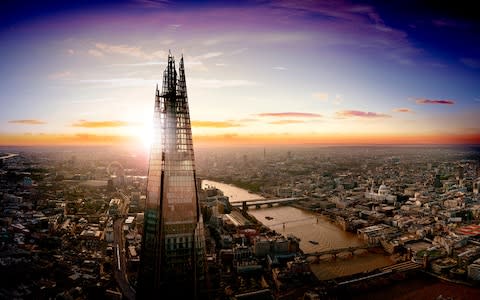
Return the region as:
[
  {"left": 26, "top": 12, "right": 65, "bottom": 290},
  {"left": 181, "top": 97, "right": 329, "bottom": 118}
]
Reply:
[
  {"left": 3, "top": 1, "right": 480, "bottom": 300},
  {"left": 1, "top": 0, "right": 479, "bottom": 147}
]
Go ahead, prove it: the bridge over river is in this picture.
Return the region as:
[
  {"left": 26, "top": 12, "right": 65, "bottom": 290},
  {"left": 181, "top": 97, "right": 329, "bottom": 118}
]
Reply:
[
  {"left": 231, "top": 197, "right": 307, "bottom": 210},
  {"left": 305, "top": 244, "right": 377, "bottom": 258}
]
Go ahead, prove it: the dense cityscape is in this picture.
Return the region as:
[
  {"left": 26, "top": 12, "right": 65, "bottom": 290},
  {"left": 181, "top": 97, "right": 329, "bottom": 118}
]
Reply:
[
  {"left": 1, "top": 1, "right": 480, "bottom": 299},
  {"left": 1, "top": 145, "right": 480, "bottom": 299}
]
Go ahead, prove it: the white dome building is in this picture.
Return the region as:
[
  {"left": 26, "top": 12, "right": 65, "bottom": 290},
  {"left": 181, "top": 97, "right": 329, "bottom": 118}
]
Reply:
[
  {"left": 378, "top": 183, "right": 390, "bottom": 196},
  {"left": 365, "top": 182, "right": 397, "bottom": 203}
]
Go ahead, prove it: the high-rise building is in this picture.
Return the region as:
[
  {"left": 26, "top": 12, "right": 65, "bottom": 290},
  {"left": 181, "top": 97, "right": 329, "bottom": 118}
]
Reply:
[{"left": 137, "top": 53, "right": 206, "bottom": 298}]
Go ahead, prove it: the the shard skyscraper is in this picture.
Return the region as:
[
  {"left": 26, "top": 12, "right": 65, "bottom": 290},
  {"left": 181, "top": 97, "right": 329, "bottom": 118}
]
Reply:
[{"left": 138, "top": 53, "right": 206, "bottom": 299}]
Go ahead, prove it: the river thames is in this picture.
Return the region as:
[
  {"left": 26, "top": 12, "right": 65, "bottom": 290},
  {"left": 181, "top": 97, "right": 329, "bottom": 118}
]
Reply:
[{"left": 202, "top": 180, "right": 393, "bottom": 280}]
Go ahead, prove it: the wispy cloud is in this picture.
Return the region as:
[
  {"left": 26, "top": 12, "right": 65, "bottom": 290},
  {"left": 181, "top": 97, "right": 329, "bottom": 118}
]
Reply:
[
  {"left": 460, "top": 58, "right": 480, "bottom": 69},
  {"left": 110, "top": 61, "right": 166, "bottom": 67},
  {"left": 88, "top": 49, "right": 103, "bottom": 57},
  {"left": 70, "top": 97, "right": 114, "bottom": 104},
  {"left": 8, "top": 119, "right": 46, "bottom": 125},
  {"left": 432, "top": 19, "right": 471, "bottom": 29},
  {"left": 230, "top": 48, "right": 248, "bottom": 55},
  {"left": 72, "top": 120, "right": 138, "bottom": 128},
  {"left": 133, "top": 0, "right": 171, "bottom": 9},
  {"left": 91, "top": 43, "right": 166, "bottom": 60},
  {"left": 161, "top": 39, "right": 174, "bottom": 45},
  {"left": 258, "top": 112, "right": 322, "bottom": 118},
  {"left": 336, "top": 110, "right": 391, "bottom": 118},
  {"left": 268, "top": 120, "right": 305, "bottom": 125},
  {"left": 168, "top": 24, "right": 181, "bottom": 29},
  {"left": 333, "top": 94, "right": 343, "bottom": 105},
  {"left": 192, "top": 120, "right": 241, "bottom": 128},
  {"left": 203, "top": 39, "right": 219, "bottom": 46},
  {"left": 268, "top": 0, "right": 419, "bottom": 65},
  {"left": 393, "top": 108, "right": 414, "bottom": 113},
  {"left": 48, "top": 71, "right": 72, "bottom": 79},
  {"left": 273, "top": 66, "right": 287, "bottom": 71},
  {"left": 416, "top": 98, "right": 456, "bottom": 105},
  {"left": 0, "top": 133, "right": 137, "bottom": 146},
  {"left": 189, "top": 78, "right": 258, "bottom": 89},
  {"left": 192, "top": 52, "right": 223, "bottom": 60},
  {"left": 312, "top": 93, "right": 328, "bottom": 101},
  {"left": 79, "top": 78, "right": 156, "bottom": 87}
]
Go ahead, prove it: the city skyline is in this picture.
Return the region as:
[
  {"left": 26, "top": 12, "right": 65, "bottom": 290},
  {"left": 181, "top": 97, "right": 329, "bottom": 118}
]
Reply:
[{"left": 1, "top": 0, "right": 479, "bottom": 146}]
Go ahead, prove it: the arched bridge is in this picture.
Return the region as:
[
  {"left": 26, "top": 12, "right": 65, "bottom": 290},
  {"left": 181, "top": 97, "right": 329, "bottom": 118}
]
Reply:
[
  {"left": 231, "top": 197, "right": 307, "bottom": 210},
  {"left": 305, "top": 245, "right": 376, "bottom": 258}
]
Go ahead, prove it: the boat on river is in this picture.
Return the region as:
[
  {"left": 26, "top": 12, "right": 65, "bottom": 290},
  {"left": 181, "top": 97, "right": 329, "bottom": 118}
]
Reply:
[
  {"left": 265, "top": 216, "right": 274, "bottom": 220},
  {"left": 309, "top": 240, "right": 319, "bottom": 245}
]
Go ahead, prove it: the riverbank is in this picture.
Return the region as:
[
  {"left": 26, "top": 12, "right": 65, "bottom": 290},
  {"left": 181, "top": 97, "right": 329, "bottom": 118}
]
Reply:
[
  {"left": 0, "top": 153, "right": 18, "bottom": 160},
  {"left": 202, "top": 180, "right": 480, "bottom": 296}
]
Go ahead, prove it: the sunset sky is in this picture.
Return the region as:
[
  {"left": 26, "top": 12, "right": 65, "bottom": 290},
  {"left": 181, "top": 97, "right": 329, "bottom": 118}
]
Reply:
[{"left": 1, "top": 0, "right": 479, "bottom": 147}]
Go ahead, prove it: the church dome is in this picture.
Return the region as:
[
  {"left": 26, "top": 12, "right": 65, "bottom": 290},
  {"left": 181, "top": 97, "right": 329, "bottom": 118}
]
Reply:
[{"left": 378, "top": 184, "right": 389, "bottom": 195}]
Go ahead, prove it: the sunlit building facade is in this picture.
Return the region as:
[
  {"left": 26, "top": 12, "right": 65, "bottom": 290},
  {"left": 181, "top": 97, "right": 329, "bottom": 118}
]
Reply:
[{"left": 138, "top": 53, "right": 206, "bottom": 298}]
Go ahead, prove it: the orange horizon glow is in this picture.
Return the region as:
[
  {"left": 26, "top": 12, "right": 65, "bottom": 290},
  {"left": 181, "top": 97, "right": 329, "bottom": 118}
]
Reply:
[{"left": 1, "top": 132, "right": 479, "bottom": 147}]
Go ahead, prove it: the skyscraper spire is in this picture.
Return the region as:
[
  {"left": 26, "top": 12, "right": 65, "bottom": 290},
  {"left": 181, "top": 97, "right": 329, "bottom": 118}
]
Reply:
[{"left": 138, "top": 53, "right": 205, "bottom": 299}]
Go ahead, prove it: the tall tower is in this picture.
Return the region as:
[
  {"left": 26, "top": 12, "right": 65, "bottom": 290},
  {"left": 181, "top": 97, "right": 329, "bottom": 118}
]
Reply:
[{"left": 138, "top": 53, "right": 206, "bottom": 298}]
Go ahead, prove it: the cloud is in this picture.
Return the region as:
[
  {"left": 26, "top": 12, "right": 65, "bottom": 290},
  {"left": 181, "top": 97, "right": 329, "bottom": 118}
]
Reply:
[
  {"left": 161, "top": 39, "right": 174, "bottom": 45},
  {"left": 258, "top": 112, "right": 322, "bottom": 118},
  {"left": 460, "top": 58, "right": 480, "bottom": 69},
  {"left": 203, "top": 39, "right": 219, "bottom": 46},
  {"left": 93, "top": 43, "right": 166, "bottom": 60},
  {"left": 189, "top": 78, "right": 258, "bottom": 89},
  {"left": 79, "top": 78, "right": 156, "bottom": 87},
  {"left": 193, "top": 52, "right": 223, "bottom": 60},
  {"left": 230, "top": 48, "right": 248, "bottom": 55},
  {"left": 0, "top": 133, "right": 137, "bottom": 146},
  {"left": 333, "top": 94, "right": 343, "bottom": 105},
  {"left": 273, "top": 66, "right": 287, "bottom": 71},
  {"left": 268, "top": 120, "right": 305, "bottom": 125},
  {"left": 133, "top": 0, "right": 170, "bottom": 9},
  {"left": 8, "top": 119, "right": 46, "bottom": 125},
  {"left": 215, "top": 63, "right": 227, "bottom": 67},
  {"left": 70, "top": 97, "right": 114, "bottom": 104},
  {"left": 72, "top": 120, "right": 138, "bottom": 128},
  {"left": 110, "top": 61, "right": 166, "bottom": 67},
  {"left": 67, "top": 49, "right": 75, "bottom": 55},
  {"left": 48, "top": 71, "right": 72, "bottom": 79},
  {"left": 432, "top": 19, "right": 471, "bottom": 29},
  {"left": 393, "top": 108, "right": 414, "bottom": 113},
  {"left": 416, "top": 98, "right": 456, "bottom": 105},
  {"left": 267, "top": 1, "right": 419, "bottom": 65},
  {"left": 192, "top": 120, "right": 241, "bottom": 128},
  {"left": 88, "top": 49, "right": 104, "bottom": 57},
  {"left": 336, "top": 110, "right": 391, "bottom": 118},
  {"left": 312, "top": 93, "right": 328, "bottom": 101}
]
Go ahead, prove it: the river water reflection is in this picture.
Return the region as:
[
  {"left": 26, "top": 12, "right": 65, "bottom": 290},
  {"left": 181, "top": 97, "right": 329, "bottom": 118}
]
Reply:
[
  {"left": 202, "top": 180, "right": 393, "bottom": 280},
  {"left": 202, "top": 180, "right": 265, "bottom": 202}
]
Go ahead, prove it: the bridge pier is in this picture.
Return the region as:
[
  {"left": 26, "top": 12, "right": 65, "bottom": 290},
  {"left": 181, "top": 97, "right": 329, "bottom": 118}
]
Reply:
[{"left": 242, "top": 201, "right": 248, "bottom": 211}]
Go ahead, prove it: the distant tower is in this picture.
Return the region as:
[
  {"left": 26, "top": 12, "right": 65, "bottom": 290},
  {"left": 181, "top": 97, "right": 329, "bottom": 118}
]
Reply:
[
  {"left": 434, "top": 174, "right": 442, "bottom": 189},
  {"left": 456, "top": 165, "right": 464, "bottom": 181},
  {"left": 138, "top": 53, "right": 206, "bottom": 298}
]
